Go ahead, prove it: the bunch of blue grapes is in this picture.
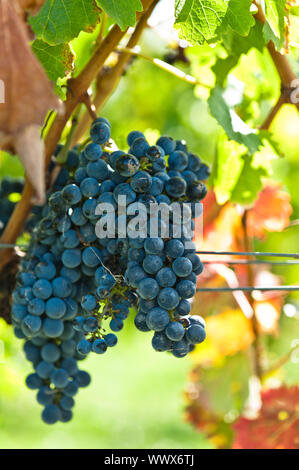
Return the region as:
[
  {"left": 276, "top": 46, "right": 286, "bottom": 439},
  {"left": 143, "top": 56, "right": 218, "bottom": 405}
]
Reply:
[
  {"left": 11, "top": 116, "right": 210, "bottom": 423},
  {"left": 11, "top": 148, "right": 92, "bottom": 425}
]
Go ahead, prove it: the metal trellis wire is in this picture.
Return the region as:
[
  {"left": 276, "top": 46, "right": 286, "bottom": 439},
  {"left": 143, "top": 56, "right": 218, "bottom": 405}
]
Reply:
[
  {"left": 195, "top": 250, "right": 299, "bottom": 293},
  {"left": 0, "top": 244, "right": 298, "bottom": 293}
]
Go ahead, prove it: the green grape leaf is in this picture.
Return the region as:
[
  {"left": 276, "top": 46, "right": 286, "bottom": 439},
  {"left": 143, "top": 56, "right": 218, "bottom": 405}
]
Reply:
[
  {"left": 213, "top": 132, "right": 246, "bottom": 204},
  {"left": 208, "top": 85, "right": 264, "bottom": 154},
  {"left": 265, "top": 315, "right": 299, "bottom": 386},
  {"left": 174, "top": 0, "right": 228, "bottom": 45},
  {"left": 213, "top": 22, "right": 265, "bottom": 86},
  {"left": 230, "top": 154, "right": 268, "bottom": 205},
  {"left": 195, "top": 353, "right": 251, "bottom": 415},
  {"left": 31, "top": 40, "right": 75, "bottom": 83},
  {"left": 174, "top": 0, "right": 256, "bottom": 45},
  {"left": 263, "top": 0, "right": 287, "bottom": 50},
  {"left": 221, "top": 0, "right": 255, "bottom": 36},
  {"left": 212, "top": 55, "right": 239, "bottom": 87},
  {"left": 29, "top": 0, "right": 101, "bottom": 45},
  {"left": 96, "top": 0, "right": 143, "bottom": 30}
]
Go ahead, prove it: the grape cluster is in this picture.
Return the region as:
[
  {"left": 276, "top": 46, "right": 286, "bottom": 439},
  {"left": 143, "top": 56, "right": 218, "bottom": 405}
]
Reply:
[{"left": 11, "top": 117, "right": 210, "bottom": 423}]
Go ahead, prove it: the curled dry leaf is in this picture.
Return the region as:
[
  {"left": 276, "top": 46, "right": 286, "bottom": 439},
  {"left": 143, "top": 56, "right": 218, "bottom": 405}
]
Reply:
[
  {"left": 15, "top": 0, "right": 45, "bottom": 17},
  {"left": 15, "top": 125, "right": 46, "bottom": 205},
  {"left": 0, "top": 0, "right": 61, "bottom": 203}
]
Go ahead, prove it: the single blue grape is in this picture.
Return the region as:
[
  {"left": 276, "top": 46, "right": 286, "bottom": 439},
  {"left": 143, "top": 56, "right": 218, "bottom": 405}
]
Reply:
[
  {"left": 25, "top": 373, "right": 43, "bottom": 390},
  {"left": 146, "top": 307, "right": 170, "bottom": 331},
  {"left": 168, "top": 151, "right": 188, "bottom": 172},
  {"left": 142, "top": 255, "right": 163, "bottom": 275},
  {"left": 76, "top": 370, "right": 91, "bottom": 387},
  {"left": 62, "top": 249, "right": 82, "bottom": 269},
  {"left": 113, "top": 183, "right": 136, "bottom": 205},
  {"left": 165, "top": 239, "right": 184, "bottom": 258},
  {"left": 165, "top": 177, "right": 187, "bottom": 198},
  {"left": 27, "top": 298, "right": 45, "bottom": 316},
  {"left": 174, "top": 299, "right": 191, "bottom": 317},
  {"left": 42, "top": 404, "right": 61, "bottom": 425},
  {"left": 36, "top": 360, "right": 55, "bottom": 379},
  {"left": 115, "top": 154, "right": 140, "bottom": 177},
  {"left": 105, "top": 333, "right": 118, "bottom": 347},
  {"left": 85, "top": 143, "right": 103, "bottom": 161},
  {"left": 176, "top": 280, "right": 196, "bottom": 299},
  {"left": 157, "top": 288, "right": 179, "bottom": 310},
  {"left": 41, "top": 343, "right": 61, "bottom": 362},
  {"left": 23, "top": 314, "right": 42, "bottom": 334},
  {"left": 77, "top": 339, "right": 92, "bottom": 355},
  {"left": 62, "top": 184, "right": 82, "bottom": 205},
  {"left": 172, "top": 256, "right": 193, "bottom": 278},
  {"left": 60, "top": 395, "right": 75, "bottom": 411},
  {"left": 171, "top": 339, "right": 189, "bottom": 358},
  {"left": 144, "top": 237, "right": 164, "bottom": 255},
  {"left": 87, "top": 159, "right": 109, "bottom": 180},
  {"left": 130, "top": 137, "right": 150, "bottom": 158},
  {"left": 35, "top": 261, "right": 56, "bottom": 280},
  {"left": 187, "top": 153, "right": 201, "bottom": 172},
  {"left": 33, "top": 279, "right": 52, "bottom": 300},
  {"left": 80, "top": 177, "right": 100, "bottom": 198},
  {"left": 92, "top": 338, "right": 107, "bottom": 354},
  {"left": 109, "top": 317, "right": 123, "bottom": 332},
  {"left": 37, "top": 386, "right": 54, "bottom": 406},
  {"left": 90, "top": 121, "right": 111, "bottom": 145},
  {"left": 127, "top": 130, "right": 144, "bottom": 146},
  {"left": 155, "top": 267, "right": 176, "bottom": 287},
  {"left": 152, "top": 332, "right": 172, "bottom": 351},
  {"left": 137, "top": 277, "right": 159, "bottom": 300},
  {"left": 83, "top": 316, "right": 98, "bottom": 333},
  {"left": 186, "top": 323, "right": 206, "bottom": 344},
  {"left": 165, "top": 321, "right": 185, "bottom": 341},
  {"left": 156, "top": 136, "right": 175, "bottom": 155},
  {"left": 61, "top": 230, "right": 80, "bottom": 249},
  {"left": 51, "top": 368, "right": 69, "bottom": 388},
  {"left": 43, "top": 318, "right": 64, "bottom": 338},
  {"left": 45, "top": 297, "right": 66, "bottom": 319}
]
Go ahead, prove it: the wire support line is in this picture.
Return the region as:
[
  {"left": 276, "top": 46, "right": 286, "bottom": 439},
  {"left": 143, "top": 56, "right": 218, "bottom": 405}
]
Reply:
[
  {"left": 196, "top": 286, "right": 299, "bottom": 292},
  {"left": 202, "top": 260, "right": 299, "bottom": 265},
  {"left": 196, "top": 250, "right": 299, "bottom": 259}
]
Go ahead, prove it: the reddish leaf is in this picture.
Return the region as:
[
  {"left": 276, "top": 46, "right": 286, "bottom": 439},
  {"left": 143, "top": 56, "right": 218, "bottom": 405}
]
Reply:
[
  {"left": 247, "top": 185, "right": 292, "bottom": 239},
  {"left": 233, "top": 386, "right": 299, "bottom": 449}
]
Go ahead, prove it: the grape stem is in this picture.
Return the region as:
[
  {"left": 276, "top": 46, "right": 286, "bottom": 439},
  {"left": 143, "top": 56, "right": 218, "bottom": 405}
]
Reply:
[
  {"left": 116, "top": 46, "right": 211, "bottom": 89},
  {"left": 72, "top": 0, "right": 160, "bottom": 144},
  {"left": 0, "top": 0, "right": 157, "bottom": 272}
]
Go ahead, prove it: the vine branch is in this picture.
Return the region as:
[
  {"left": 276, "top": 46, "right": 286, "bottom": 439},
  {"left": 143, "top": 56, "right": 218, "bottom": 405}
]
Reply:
[
  {"left": 0, "top": 0, "right": 156, "bottom": 271},
  {"left": 254, "top": 0, "right": 299, "bottom": 130},
  {"left": 242, "top": 210, "right": 263, "bottom": 380}
]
